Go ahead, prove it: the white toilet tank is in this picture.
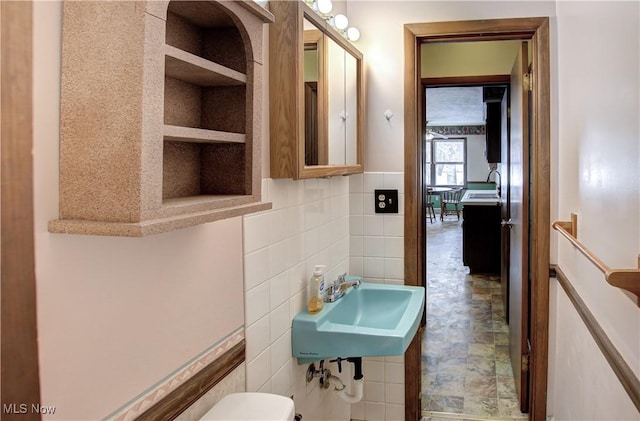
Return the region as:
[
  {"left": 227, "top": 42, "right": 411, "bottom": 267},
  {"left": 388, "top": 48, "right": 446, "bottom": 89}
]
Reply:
[{"left": 199, "top": 392, "right": 295, "bottom": 420}]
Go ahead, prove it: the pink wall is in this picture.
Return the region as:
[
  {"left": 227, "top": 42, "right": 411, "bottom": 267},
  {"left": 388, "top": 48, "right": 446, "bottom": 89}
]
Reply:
[{"left": 33, "top": 2, "right": 245, "bottom": 419}]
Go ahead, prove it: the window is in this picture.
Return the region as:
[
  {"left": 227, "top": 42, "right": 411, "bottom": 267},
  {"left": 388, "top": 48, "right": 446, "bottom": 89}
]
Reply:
[{"left": 425, "top": 138, "right": 466, "bottom": 187}]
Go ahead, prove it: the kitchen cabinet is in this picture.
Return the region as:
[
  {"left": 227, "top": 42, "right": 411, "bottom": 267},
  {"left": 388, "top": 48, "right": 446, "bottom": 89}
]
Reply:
[
  {"left": 485, "top": 101, "right": 501, "bottom": 163},
  {"left": 462, "top": 204, "right": 501, "bottom": 274}
]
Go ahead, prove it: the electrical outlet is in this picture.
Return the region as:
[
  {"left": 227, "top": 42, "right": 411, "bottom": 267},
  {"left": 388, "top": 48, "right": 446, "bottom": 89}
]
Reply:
[{"left": 374, "top": 189, "right": 398, "bottom": 213}]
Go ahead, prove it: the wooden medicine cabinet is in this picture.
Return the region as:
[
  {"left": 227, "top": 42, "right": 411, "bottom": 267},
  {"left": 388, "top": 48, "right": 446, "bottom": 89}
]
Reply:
[
  {"left": 269, "top": 1, "right": 364, "bottom": 180},
  {"left": 49, "top": 0, "right": 274, "bottom": 236}
]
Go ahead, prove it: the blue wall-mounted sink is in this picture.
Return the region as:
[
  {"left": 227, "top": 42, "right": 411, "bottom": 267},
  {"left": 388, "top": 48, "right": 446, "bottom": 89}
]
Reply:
[{"left": 291, "top": 282, "right": 425, "bottom": 363}]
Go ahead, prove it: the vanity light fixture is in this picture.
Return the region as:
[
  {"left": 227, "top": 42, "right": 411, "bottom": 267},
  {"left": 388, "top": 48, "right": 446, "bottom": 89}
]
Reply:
[
  {"left": 315, "top": 0, "right": 333, "bottom": 15},
  {"left": 306, "top": 0, "right": 361, "bottom": 42},
  {"left": 330, "top": 18, "right": 361, "bottom": 42},
  {"left": 332, "top": 18, "right": 360, "bottom": 42},
  {"left": 333, "top": 13, "right": 348, "bottom": 30},
  {"left": 346, "top": 27, "right": 360, "bottom": 41}
]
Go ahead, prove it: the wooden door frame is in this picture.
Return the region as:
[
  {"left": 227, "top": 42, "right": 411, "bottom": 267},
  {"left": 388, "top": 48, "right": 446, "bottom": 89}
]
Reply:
[
  {"left": 403, "top": 18, "right": 550, "bottom": 421},
  {"left": 1, "top": 2, "right": 42, "bottom": 419}
]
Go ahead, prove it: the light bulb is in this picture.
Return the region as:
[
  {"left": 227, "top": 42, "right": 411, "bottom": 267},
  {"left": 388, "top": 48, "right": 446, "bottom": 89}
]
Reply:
[
  {"left": 316, "top": 0, "right": 333, "bottom": 14},
  {"left": 334, "top": 14, "right": 348, "bottom": 30},
  {"left": 346, "top": 27, "right": 360, "bottom": 41}
]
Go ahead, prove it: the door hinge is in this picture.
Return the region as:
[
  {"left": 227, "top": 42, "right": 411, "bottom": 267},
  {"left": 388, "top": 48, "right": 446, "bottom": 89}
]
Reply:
[
  {"left": 523, "top": 73, "right": 533, "bottom": 92},
  {"left": 522, "top": 352, "right": 530, "bottom": 373}
]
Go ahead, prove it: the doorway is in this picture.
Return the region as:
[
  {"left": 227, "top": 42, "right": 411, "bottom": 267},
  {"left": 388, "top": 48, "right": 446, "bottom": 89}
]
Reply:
[
  {"left": 402, "top": 18, "right": 551, "bottom": 421},
  {"left": 422, "top": 81, "right": 521, "bottom": 418}
]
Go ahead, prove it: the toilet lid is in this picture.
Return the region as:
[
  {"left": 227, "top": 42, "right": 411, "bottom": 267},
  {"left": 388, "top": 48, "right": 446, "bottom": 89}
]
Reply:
[{"left": 200, "top": 393, "right": 295, "bottom": 420}]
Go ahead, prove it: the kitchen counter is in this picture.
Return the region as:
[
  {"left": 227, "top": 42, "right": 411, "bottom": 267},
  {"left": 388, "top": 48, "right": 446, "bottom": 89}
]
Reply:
[{"left": 460, "top": 189, "right": 501, "bottom": 206}]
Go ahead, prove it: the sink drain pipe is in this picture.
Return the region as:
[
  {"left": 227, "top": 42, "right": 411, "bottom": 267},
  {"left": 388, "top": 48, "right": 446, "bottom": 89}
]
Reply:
[{"left": 329, "top": 357, "right": 364, "bottom": 403}]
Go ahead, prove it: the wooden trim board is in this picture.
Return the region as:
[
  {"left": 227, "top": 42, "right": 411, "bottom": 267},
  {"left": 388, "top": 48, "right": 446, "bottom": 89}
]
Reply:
[
  {"left": 136, "top": 341, "right": 245, "bottom": 421},
  {"left": 1, "top": 2, "right": 43, "bottom": 420}
]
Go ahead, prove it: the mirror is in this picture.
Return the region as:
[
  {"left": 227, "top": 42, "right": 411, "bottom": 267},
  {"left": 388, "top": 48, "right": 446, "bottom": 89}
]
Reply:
[
  {"left": 301, "top": 10, "right": 362, "bottom": 171},
  {"left": 344, "top": 49, "right": 358, "bottom": 165},
  {"left": 326, "top": 36, "right": 345, "bottom": 165},
  {"left": 326, "top": 36, "right": 359, "bottom": 166},
  {"left": 303, "top": 20, "right": 325, "bottom": 166},
  {"left": 269, "top": 1, "right": 363, "bottom": 179}
]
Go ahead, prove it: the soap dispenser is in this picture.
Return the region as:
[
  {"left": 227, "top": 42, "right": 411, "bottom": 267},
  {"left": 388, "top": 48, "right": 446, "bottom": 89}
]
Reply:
[{"left": 307, "top": 265, "right": 326, "bottom": 314}]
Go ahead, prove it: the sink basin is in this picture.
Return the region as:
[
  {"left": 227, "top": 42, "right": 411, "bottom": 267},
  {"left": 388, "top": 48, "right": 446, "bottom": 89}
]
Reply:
[
  {"left": 291, "top": 281, "right": 425, "bottom": 362},
  {"left": 468, "top": 193, "right": 499, "bottom": 199}
]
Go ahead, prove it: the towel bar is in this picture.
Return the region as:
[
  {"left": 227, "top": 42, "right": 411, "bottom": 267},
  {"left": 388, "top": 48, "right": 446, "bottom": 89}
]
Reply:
[{"left": 552, "top": 214, "right": 640, "bottom": 300}]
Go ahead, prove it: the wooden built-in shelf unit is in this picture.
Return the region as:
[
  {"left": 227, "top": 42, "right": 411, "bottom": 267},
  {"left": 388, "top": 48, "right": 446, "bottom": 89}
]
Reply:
[{"left": 50, "top": 0, "right": 273, "bottom": 237}]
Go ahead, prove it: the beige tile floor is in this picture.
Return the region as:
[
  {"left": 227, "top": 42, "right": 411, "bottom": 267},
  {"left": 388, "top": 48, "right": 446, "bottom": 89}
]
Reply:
[{"left": 421, "top": 219, "right": 527, "bottom": 420}]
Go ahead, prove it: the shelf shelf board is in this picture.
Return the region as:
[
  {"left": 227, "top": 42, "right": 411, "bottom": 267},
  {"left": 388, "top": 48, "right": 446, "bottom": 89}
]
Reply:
[
  {"left": 163, "top": 125, "right": 246, "bottom": 144},
  {"left": 164, "top": 44, "right": 246, "bottom": 87},
  {"left": 49, "top": 201, "right": 272, "bottom": 237}
]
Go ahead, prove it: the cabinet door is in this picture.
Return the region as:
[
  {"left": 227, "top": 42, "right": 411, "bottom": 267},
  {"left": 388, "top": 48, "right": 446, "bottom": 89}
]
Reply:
[
  {"left": 462, "top": 205, "right": 501, "bottom": 273},
  {"left": 485, "top": 101, "right": 501, "bottom": 163},
  {"left": 344, "top": 51, "right": 358, "bottom": 165},
  {"left": 269, "top": 1, "right": 364, "bottom": 179},
  {"left": 327, "top": 36, "right": 346, "bottom": 165}
]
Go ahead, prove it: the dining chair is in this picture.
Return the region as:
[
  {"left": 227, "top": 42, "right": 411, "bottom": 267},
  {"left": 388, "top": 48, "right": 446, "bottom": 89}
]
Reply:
[
  {"left": 440, "top": 187, "right": 464, "bottom": 221},
  {"left": 426, "top": 192, "right": 436, "bottom": 223}
]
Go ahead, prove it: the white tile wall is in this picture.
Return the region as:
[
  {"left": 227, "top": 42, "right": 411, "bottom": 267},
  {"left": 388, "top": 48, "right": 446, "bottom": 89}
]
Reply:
[
  {"left": 243, "top": 177, "right": 352, "bottom": 420},
  {"left": 350, "top": 173, "right": 406, "bottom": 284},
  {"left": 349, "top": 172, "right": 407, "bottom": 420},
  {"left": 242, "top": 173, "right": 407, "bottom": 421}
]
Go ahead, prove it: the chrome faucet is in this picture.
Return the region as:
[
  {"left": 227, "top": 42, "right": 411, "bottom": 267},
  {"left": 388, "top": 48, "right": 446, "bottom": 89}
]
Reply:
[
  {"left": 341, "top": 276, "right": 361, "bottom": 290},
  {"left": 324, "top": 273, "right": 361, "bottom": 302},
  {"left": 486, "top": 169, "right": 501, "bottom": 197}
]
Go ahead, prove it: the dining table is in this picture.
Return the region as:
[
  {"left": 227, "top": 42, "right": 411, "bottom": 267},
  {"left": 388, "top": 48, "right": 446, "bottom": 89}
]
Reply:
[{"left": 426, "top": 186, "right": 453, "bottom": 194}]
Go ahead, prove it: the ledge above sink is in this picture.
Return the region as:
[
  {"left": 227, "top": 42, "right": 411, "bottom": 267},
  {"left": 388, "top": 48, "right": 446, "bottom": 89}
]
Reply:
[{"left": 291, "top": 282, "right": 425, "bottom": 363}]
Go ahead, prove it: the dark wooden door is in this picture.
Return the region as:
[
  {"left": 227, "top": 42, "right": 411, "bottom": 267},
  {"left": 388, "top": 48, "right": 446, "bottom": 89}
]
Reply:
[
  {"left": 500, "top": 88, "right": 510, "bottom": 321},
  {"left": 508, "top": 41, "right": 530, "bottom": 413}
]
